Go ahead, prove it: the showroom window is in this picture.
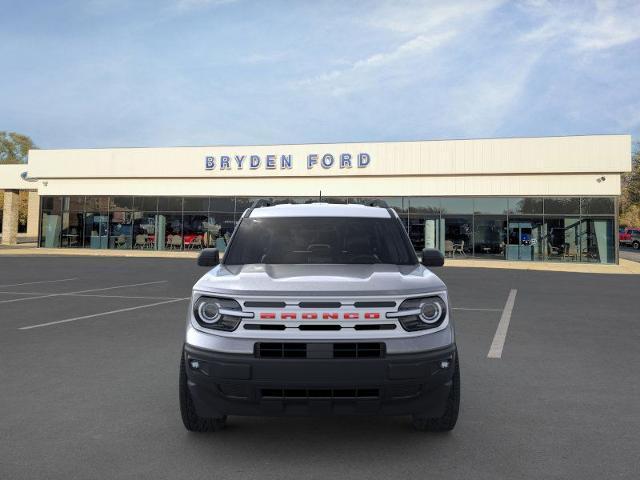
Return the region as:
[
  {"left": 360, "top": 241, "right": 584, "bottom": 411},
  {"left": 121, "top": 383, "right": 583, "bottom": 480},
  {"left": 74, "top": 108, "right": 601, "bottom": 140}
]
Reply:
[{"left": 38, "top": 195, "right": 617, "bottom": 263}]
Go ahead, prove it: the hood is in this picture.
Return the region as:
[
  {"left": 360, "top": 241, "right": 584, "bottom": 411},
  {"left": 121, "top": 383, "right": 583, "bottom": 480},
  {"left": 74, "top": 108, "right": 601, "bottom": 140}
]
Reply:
[{"left": 193, "top": 264, "right": 446, "bottom": 297}]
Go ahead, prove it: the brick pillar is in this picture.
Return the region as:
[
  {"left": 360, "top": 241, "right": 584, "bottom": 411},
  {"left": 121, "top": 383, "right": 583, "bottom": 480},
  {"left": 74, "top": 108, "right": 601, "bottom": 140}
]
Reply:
[
  {"left": 26, "top": 190, "right": 40, "bottom": 238},
  {"left": 1, "top": 189, "right": 20, "bottom": 245}
]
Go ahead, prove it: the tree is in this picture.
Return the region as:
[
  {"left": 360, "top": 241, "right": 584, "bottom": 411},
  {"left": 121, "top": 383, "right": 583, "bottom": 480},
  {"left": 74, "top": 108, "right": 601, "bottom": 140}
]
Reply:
[
  {"left": 0, "top": 132, "right": 37, "bottom": 232},
  {"left": 0, "top": 131, "right": 36, "bottom": 164},
  {"left": 619, "top": 142, "right": 640, "bottom": 227}
]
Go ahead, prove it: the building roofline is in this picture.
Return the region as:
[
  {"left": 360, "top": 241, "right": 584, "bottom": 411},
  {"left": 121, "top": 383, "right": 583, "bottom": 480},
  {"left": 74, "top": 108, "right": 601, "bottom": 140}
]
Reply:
[{"left": 28, "top": 133, "right": 631, "bottom": 153}]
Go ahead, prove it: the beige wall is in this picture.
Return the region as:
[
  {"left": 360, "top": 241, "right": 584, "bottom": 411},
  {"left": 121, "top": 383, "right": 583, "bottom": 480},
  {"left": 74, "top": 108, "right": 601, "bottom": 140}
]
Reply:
[
  {"left": 0, "top": 164, "right": 32, "bottom": 189},
  {"left": 0, "top": 135, "right": 631, "bottom": 197},
  {"left": 26, "top": 190, "right": 39, "bottom": 236},
  {"left": 27, "top": 135, "right": 631, "bottom": 180},
  {"left": 1, "top": 190, "right": 20, "bottom": 245},
  {"left": 36, "top": 173, "right": 621, "bottom": 197}
]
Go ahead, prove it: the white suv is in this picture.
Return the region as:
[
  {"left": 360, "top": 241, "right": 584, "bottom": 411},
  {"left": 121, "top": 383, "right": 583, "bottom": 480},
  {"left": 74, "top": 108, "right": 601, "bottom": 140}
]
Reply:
[{"left": 179, "top": 201, "right": 459, "bottom": 432}]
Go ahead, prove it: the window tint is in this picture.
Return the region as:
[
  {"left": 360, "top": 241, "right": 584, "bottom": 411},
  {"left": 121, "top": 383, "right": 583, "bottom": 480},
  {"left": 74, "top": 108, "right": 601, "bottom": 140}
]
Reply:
[
  {"left": 544, "top": 197, "right": 580, "bottom": 215},
  {"left": 224, "top": 217, "right": 417, "bottom": 265},
  {"left": 134, "top": 196, "right": 158, "bottom": 211},
  {"left": 441, "top": 198, "right": 473, "bottom": 215},
  {"left": 474, "top": 198, "right": 508, "bottom": 215},
  {"left": 580, "top": 197, "right": 614, "bottom": 215},
  {"left": 508, "top": 198, "right": 542, "bottom": 215}
]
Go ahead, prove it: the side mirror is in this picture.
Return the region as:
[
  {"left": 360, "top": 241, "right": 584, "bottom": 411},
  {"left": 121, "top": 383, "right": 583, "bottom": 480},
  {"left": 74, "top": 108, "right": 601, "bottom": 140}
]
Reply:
[
  {"left": 421, "top": 248, "right": 444, "bottom": 267},
  {"left": 197, "top": 248, "right": 220, "bottom": 267}
]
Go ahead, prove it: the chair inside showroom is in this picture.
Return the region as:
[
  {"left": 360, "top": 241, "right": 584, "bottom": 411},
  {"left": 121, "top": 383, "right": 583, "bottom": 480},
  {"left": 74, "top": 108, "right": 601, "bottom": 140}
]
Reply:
[
  {"left": 582, "top": 247, "right": 598, "bottom": 261},
  {"left": 115, "top": 235, "right": 127, "bottom": 249},
  {"left": 134, "top": 234, "right": 147, "bottom": 249},
  {"left": 444, "top": 240, "right": 454, "bottom": 257},
  {"left": 452, "top": 240, "right": 466, "bottom": 256},
  {"left": 562, "top": 243, "right": 577, "bottom": 261},
  {"left": 547, "top": 241, "right": 560, "bottom": 259},
  {"left": 170, "top": 235, "right": 183, "bottom": 250},
  {"left": 189, "top": 236, "right": 203, "bottom": 250}
]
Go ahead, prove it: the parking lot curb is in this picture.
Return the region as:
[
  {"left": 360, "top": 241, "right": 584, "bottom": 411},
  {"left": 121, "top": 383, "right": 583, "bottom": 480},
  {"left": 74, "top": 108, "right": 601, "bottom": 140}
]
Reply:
[
  {"left": 445, "top": 258, "right": 640, "bottom": 274},
  {"left": 0, "top": 247, "right": 199, "bottom": 259},
  {"left": 1, "top": 248, "right": 638, "bottom": 274}
]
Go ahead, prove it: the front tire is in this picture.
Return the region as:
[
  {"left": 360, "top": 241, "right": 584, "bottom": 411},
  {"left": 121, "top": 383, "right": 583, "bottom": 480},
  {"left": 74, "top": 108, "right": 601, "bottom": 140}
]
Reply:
[
  {"left": 179, "top": 353, "right": 227, "bottom": 432},
  {"left": 412, "top": 353, "right": 460, "bottom": 432},
  {"left": 633, "top": 241, "right": 640, "bottom": 250}
]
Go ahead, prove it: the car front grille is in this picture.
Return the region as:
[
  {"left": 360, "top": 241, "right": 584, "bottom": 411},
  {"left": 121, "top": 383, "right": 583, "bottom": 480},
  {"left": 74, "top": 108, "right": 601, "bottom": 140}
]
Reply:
[
  {"left": 256, "top": 342, "right": 307, "bottom": 358},
  {"left": 255, "top": 342, "right": 385, "bottom": 359},
  {"left": 261, "top": 388, "right": 380, "bottom": 399}
]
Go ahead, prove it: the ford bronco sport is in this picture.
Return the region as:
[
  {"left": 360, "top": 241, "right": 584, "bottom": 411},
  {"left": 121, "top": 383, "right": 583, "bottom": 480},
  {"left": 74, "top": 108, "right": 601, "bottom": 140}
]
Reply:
[{"left": 179, "top": 200, "right": 459, "bottom": 432}]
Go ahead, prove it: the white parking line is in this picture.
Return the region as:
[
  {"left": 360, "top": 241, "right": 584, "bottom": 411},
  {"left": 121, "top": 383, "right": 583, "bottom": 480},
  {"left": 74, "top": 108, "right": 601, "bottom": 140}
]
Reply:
[
  {"left": 0, "top": 278, "right": 79, "bottom": 288},
  {"left": 0, "top": 291, "right": 182, "bottom": 300},
  {"left": 19, "top": 297, "right": 190, "bottom": 330},
  {"left": 453, "top": 307, "right": 502, "bottom": 312},
  {"left": 0, "top": 280, "right": 168, "bottom": 304},
  {"left": 487, "top": 289, "right": 518, "bottom": 359},
  {"left": 66, "top": 293, "right": 184, "bottom": 300}
]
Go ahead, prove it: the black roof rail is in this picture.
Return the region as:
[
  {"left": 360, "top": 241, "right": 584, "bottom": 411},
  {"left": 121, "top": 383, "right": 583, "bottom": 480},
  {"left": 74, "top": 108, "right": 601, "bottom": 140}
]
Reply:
[
  {"left": 244, "top": 198, "right": 273, "bottom": 218},
  {"left": 366, "top": 199, "right": 390, "bottom": 208},
  {"left": 251, "top": 198, "right": 273, "bottom": 209}
]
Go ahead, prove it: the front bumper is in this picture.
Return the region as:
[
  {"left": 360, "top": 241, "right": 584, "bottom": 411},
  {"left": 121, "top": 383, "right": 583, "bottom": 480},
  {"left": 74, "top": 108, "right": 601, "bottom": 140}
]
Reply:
[{"left": 184, "top": 343, "right": 457, "bottom": 417}]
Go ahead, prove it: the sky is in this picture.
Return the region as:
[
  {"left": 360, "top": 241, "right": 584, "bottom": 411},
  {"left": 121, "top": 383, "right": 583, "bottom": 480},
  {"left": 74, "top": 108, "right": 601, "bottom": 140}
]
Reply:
[{"left": 1, "top": 0, "right": 639, "bottom": 149}]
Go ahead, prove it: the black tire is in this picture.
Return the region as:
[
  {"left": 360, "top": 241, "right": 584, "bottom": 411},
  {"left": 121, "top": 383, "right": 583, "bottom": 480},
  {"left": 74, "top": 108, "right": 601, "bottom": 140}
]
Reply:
[
  {"left": 412, "top": 354, "right": 460, "bottom": 432},
  {"left": 633, "top": 241, "right": 640, "bottom": 250},
  {"left": 179, "top": 353, "right": 227, "bottom": 432}
]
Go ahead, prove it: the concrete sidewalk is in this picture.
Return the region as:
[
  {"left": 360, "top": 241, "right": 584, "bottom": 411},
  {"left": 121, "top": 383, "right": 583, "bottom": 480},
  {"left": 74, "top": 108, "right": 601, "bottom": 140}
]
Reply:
[
  {"left": 0, "top": 246, "right": 199, "bottom": 259},
  {"left": 0, "top": 246, "right": 638, "bottom": 274},
  {"left": 446, "top": 257, "right": 640, "bottom": 275}
]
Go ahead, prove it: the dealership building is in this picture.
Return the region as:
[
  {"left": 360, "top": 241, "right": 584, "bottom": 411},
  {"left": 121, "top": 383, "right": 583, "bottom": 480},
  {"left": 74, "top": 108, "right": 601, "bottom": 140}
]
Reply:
[{"left": 0, "top": 134, "right": 632, "bottom": 263}]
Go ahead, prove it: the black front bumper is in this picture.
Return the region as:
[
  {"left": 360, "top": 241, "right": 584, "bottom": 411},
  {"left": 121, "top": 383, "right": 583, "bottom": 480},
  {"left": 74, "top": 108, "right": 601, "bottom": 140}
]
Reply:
[{"left": 183, "top": 343, "right": 457, "bottom": 417}]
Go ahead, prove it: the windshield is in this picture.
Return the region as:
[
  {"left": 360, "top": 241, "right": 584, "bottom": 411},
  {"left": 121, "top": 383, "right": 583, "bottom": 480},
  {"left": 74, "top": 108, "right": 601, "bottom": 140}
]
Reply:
[{"left": 223, "top": 216, "right": 418, "bottom": 265}]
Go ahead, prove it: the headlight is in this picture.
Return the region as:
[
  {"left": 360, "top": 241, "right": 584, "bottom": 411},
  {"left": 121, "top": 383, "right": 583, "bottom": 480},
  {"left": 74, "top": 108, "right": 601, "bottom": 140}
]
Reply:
[
  {"left": 395, "top": 296, "right": 447, "bottom": 331},
  {"left": 193, "top": 296, "right": 243, "bottom": 331}
]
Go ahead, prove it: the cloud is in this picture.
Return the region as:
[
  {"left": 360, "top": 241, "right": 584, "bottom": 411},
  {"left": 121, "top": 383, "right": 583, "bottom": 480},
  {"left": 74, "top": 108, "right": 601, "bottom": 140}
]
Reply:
[
  {"left": 173, "top": 0, "right": 238, "bottom": 11},
  {"left": 440, "top": 52, "right": 542, "bottom": 136},
  {"left": 297, "top": 31, "right": 455, "bottom": 95},
  {"left": 519, "top": 0, "right": 640, "bottom": 51},
  {"left": 239, "top": 51, "right": 289, "bottom": 65},
  {"left": 296, "top": 0, "right": 506, "bottom": 96},
  {"left": 368, "top": 0, "right": 505, "bottom": 35}
]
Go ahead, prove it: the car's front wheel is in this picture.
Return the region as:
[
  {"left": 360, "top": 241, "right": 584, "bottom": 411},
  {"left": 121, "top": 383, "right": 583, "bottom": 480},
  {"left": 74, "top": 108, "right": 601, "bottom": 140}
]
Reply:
[
  {"left": 412, "top": 353, "right": 460, "bottom": 432},
  {"left": 633, "top": 241, "right": 640, "bottom": 250},
  {"left": 179, "top": 353, "right": 227, "bottom": 432}
]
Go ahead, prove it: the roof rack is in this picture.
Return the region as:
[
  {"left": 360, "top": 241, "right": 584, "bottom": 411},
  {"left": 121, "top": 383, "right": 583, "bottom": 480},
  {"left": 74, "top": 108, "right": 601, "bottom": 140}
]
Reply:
[
  {"left": 244, "top": 198, "right": 273, "bottom": 218},
  {"left": 366, "top": 199, "right": 390, "bottom": 208},
  {"left": 363, "top": 199, "right": 399, "bottom": 221}
]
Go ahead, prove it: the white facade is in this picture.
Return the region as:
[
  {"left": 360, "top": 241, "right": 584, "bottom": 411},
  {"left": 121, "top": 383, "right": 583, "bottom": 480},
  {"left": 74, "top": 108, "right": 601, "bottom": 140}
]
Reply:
[{"left": 11, "top": 134, "right": 630, "bottom": 197}]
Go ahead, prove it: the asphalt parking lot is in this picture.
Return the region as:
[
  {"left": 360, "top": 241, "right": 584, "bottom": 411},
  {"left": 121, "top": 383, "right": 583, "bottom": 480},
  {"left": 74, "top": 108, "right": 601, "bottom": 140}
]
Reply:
[
  {"left": 620, "top": 245, "right": 640, "bottom": 263},
  {"left": 1, "top": 256, "right": 639, "bottom": 480}
]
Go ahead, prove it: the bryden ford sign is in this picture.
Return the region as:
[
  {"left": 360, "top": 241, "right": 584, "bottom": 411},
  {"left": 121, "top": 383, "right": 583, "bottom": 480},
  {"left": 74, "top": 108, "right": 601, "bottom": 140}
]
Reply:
[{"left": 205, "top": 153, "right": 371, "bottom": 171}]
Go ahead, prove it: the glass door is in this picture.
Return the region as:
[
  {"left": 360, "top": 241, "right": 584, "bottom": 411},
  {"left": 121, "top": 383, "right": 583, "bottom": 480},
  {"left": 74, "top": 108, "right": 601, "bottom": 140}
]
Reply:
[
  {"left": 85, "top": 214, "right": 109, "bottom": 249},
  {"left": 508, "top": 221, "right": 541, "bottom": 261},
  {"left": 424, "top": 218, "right": 444, "bottom": 254}
]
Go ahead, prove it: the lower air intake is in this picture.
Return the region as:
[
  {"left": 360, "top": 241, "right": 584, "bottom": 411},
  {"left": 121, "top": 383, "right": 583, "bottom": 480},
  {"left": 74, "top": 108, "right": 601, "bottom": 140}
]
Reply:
[{"left": 261, "top": 388, "right": 380, "bottom": 399}]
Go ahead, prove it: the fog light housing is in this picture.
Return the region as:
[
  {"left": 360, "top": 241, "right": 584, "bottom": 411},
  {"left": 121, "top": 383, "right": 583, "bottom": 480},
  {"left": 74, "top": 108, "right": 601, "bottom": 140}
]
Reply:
[{"left": 189, "top": 359, "right": 200, "bottom": 370}]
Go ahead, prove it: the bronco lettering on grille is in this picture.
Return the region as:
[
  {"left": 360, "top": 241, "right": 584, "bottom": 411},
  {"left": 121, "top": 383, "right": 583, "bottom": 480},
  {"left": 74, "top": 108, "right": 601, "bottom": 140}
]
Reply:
[{"left": 258, "top": 312, "right": 381, "bottom": 320}]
